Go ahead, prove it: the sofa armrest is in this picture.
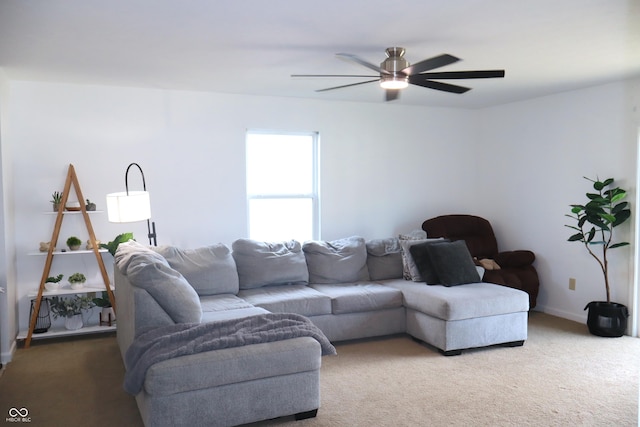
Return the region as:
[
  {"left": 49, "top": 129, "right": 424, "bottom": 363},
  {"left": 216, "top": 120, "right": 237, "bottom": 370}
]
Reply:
[
  {"left": 115, "top": 268, "right": 176, "bottom": 361},
  {"left": 493, "top": 250, "right": 535, "bottom": 268}
]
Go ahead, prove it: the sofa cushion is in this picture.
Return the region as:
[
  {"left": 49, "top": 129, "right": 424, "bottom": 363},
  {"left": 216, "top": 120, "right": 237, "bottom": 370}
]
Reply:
[
  {"left": 200, "top": 294, "right": 268, "bottom": 323},
  {"left": 425, "top": 240, "right": 481, "bottom": 286},
  {"left": 238, "top": 285, "right": 332, "bottom": 316},
  {"left": 232, "top": 239, "right": 309, "bottom": 289},
  {"left": 115, "top": 240, "right": 202, "bottom": 324},
  {"left": 154, "top": 244, "right": 239, "bottom": 296},
  {"left": 399, "top": 237, "right": 447, "bottom": 282},
  {"left": 366, "top": 238, "right": 403, "bottom": 281},
  {"left": 200, "top": 294, "right": 255, "bottom": 312},
  {"left": 385, "top": 280, "right": 529, "bottom": 321},
  {"left": 310, "top": 283, "right": 403, "bottom": 314},
  {"left": 201, "top": 307, "right": 270, "bottom": 323},
  {"left": 303, "top": 236, "right": 370, "bottom": 284}
]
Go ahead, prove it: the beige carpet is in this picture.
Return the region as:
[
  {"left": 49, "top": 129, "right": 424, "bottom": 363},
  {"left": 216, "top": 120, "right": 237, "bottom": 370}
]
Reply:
[{"left": 1, "top": 312, "right": 639, "bottom": 427}]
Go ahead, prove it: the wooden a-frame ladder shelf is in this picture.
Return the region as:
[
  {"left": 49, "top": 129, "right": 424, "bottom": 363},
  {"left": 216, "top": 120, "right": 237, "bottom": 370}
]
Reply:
[{"left": 25, "top": 164, "right": 116, "bottom": 348}]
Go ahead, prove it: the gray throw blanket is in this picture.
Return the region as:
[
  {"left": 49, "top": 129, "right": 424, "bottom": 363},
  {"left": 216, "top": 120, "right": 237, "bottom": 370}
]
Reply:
[{"left": 124, "top": 313, "right": 337, "bottom": 394}]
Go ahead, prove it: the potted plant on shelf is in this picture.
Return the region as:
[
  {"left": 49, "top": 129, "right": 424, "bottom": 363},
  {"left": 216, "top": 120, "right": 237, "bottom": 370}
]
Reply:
[
  {"left": 85, "top": 199, "right": 96, "bottom": 211},
  {"left": 92, "top": 291, "right": 115, "bottom": 325},
  {"left": 51, "top": 191, "right": 63, "bottom": 212},
  {"left": 565, "top": 176, "right": 632, "bottom": 337},
  {"left": 44, "top": 274, "right": 64, "bottom": 291},
  {"left": 50, "top": 295, "right": 95, "bottom": 330},
  {"left": 68, "top": 272, "right": 87, "bottom": 290},
  {"left": 66, "top": 236, "right": 82, "bottom": 251}
]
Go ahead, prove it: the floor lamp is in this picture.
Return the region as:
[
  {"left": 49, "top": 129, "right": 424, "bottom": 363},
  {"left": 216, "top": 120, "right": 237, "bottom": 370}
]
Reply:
[{"left": 106, "top": 162, "right": 158, "bottom": 246}]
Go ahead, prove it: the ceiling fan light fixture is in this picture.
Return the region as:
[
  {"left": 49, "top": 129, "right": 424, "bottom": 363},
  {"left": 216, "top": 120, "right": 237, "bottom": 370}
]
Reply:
[
  {"left": 380, "top": 75, "right": 408, "bottom": 89},
  {"left": 295, "top": 47, "right": 504, "bottom": 100}
]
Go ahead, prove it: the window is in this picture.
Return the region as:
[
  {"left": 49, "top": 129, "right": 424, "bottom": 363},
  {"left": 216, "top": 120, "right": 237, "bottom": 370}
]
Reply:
[{"left": 246, "top": 130, "right": 319, "bottom": 242}]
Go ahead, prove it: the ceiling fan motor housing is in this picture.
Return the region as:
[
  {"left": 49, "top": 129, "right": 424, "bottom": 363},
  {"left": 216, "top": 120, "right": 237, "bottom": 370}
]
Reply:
[{"left": 380, "top": 47, "right": 409, "bottom": 88}]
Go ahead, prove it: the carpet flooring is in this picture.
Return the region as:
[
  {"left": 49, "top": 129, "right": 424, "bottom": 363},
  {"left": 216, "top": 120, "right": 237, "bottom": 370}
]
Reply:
[{"left": 1, "top": 312, "right": 638, "bottom": 427}]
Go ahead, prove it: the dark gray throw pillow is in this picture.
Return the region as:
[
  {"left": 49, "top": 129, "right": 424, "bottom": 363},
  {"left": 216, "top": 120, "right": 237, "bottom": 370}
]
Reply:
[
  {"left": 425, "top": 240, "right": 481, "bottom": 286},
  {"left": 409, "top": 239, "right": 450, "bottom": 284}
]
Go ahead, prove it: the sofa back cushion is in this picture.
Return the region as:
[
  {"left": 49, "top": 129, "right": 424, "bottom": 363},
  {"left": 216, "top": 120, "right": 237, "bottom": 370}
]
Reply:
[
  {"left": 232, "top": 239, "right": 309, "bottom": 289},
  {"left": 303, "top": 236, "right": 370, "bottom": 284},
  {"left": 153, "top": 244, "right": 239, "bottom": 296},
  {"left": 115, "top": 240, "right": 202, "bottom": 324},
  {"left": 366, "top": 238, "right": 403, "bottom": 281}
]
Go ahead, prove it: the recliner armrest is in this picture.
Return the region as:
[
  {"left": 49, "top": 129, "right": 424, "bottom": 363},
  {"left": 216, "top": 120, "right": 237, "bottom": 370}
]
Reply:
[{"left": 493, "top": 250, "right": 535, "bottom": 268}]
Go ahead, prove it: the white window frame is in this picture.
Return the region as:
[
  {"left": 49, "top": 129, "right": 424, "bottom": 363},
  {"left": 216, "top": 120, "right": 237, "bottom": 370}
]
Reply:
[{"left": 245, "top": 130, "right": 320, "bottom": 241}]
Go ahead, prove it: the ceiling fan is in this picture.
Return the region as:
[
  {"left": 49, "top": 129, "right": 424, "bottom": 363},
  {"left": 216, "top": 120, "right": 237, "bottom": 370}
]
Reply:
[{"left": 292, "top": 47, "right": 505, "bottom": 101}]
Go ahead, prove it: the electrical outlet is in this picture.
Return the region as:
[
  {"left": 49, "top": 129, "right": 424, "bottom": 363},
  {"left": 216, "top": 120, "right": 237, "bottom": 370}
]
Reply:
[{"left": 569, "top": 278, "right": 576, "bottom": 291}]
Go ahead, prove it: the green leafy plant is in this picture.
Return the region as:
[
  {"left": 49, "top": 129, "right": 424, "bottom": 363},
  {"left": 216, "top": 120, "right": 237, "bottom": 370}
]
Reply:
[
  {"left": 50, "top": 295, "right": 94, "bottom": 318},
  {"left": 50, "top": 191, "right": 63, "bottom": 204},
  {"left": 565, "top": 176, "right": 631, "bottom": 302},
  {"left": 100, "top": 232, "right": 134, "bottom": 256},
  {"left": 68, "top": 272, "right": 86, "bottom": 284},
  {"left": 92, "top": 291, "right": 112, "bottom": 308},
  {"left": 66, "top": 236, "right": 82, "bottom": 248},
  {"left": 45, "top": 274, "right": 64, "bottom": 283}
]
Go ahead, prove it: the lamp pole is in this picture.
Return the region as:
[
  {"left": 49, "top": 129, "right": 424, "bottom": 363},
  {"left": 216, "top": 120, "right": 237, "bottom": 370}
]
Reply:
[{"left": 124, "top": 162, "right": 157, "bottom": 246}]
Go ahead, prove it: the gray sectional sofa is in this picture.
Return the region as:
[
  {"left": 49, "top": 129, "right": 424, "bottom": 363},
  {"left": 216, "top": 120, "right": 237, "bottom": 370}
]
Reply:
[{"left": 115, "top": 235, "right": 529, "bottom": 427}]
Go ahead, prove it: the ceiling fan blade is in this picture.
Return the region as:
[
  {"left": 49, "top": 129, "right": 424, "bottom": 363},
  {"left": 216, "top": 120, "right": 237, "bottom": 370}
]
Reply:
[
  {"left": 409, "top": 76, "right": 470, "bottom": 94},
  {"left": 418, "top": 70, "right": 505, "bottom": 79},
  {"left": 385, "top": 89, "right": 400, "bottom": 102},
  {"left": 336, "top": 53, "right": 391, "bottom": 74},
  {"left": 402, "top": 54, "right": 460, "bottom": 75},
  {"left": 291, "top": 74, "right": 378, "bottom": 78},
  {"left": 316, "top": 79, "right": 380, "bottom": 92}
]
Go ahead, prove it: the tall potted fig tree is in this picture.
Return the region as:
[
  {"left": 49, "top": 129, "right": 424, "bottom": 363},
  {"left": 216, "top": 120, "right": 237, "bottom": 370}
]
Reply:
[{"left": 565, "top": 176, "right": 631, "bottom": 337}]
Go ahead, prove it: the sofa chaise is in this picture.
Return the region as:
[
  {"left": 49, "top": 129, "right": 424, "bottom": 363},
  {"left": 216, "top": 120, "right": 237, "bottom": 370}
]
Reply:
[{"left": 115, "top": 234, "right": 529, "bottom": 427}]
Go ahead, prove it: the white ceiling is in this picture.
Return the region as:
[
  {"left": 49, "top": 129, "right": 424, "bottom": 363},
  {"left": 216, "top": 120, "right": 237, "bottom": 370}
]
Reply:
[{"left": 1, "top": 0, "right": 639, "bottom": 109}]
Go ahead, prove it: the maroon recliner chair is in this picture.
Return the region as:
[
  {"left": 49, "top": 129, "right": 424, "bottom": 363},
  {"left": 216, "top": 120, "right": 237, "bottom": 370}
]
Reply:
[{"left": 421, "top": 214, "right": 539, "bottom": 309}]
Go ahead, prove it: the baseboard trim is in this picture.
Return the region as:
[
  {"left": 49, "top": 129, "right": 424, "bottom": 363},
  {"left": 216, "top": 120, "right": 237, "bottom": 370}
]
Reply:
[
  {"left": 534, "top": 305, "right": 586, "bottom": 324},
  {"left": 0, "top": 339, "right": 17, "bottom": 365}
]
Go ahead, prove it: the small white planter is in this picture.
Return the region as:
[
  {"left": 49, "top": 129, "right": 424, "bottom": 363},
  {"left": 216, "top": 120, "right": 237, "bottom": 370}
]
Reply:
[
  {"left": 44, "top": 281, "right": 60, "bottom": 291},
  {"left": 70, "top": 282, "right": 84, "bottom": 290},
  {"left": 65, "top": 314, "right": 83, "bottom": 330},
  {"left": 100, "top": 307, "right": 116, "bottom": 325}
]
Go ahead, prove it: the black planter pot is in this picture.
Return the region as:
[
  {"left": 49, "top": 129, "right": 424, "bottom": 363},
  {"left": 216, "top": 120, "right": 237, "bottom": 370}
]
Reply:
[{"left": 584, "top": 301, "right": 629, "bottom": 337}]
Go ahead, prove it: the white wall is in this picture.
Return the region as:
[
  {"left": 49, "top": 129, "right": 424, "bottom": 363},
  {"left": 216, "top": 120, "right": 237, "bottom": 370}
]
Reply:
[
  {"left": 0, "top": 68, "right": 17, "bottom": 364},
  {"left": 477, "top": 79, "right": 640, "bottom": 323},
  {"left": 6, "top": 81, "right": 479, "bottom": 333},
  {"left": 3, "top": 77, "right": 639, "bottom": 348}
]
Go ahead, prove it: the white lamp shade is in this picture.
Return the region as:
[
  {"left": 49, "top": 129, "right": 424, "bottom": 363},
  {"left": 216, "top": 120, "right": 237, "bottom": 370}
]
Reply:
[{"left": 106, "top": 191, "right": 151, "bottom": 223}]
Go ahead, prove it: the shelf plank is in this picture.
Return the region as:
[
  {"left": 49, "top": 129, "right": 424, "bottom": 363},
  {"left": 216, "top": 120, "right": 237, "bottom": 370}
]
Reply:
[
  {"left": 27, "top": 284, "right": 115, "bottom": 297},
  {"left": 44, "top": 210, "right": 104, "bottom": 215},
  {"left": 17, "top": 324, "right": 116, "bottom": 340},
  {"left": 29, "top": 249, "right": 108, "bottom": 256}
]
